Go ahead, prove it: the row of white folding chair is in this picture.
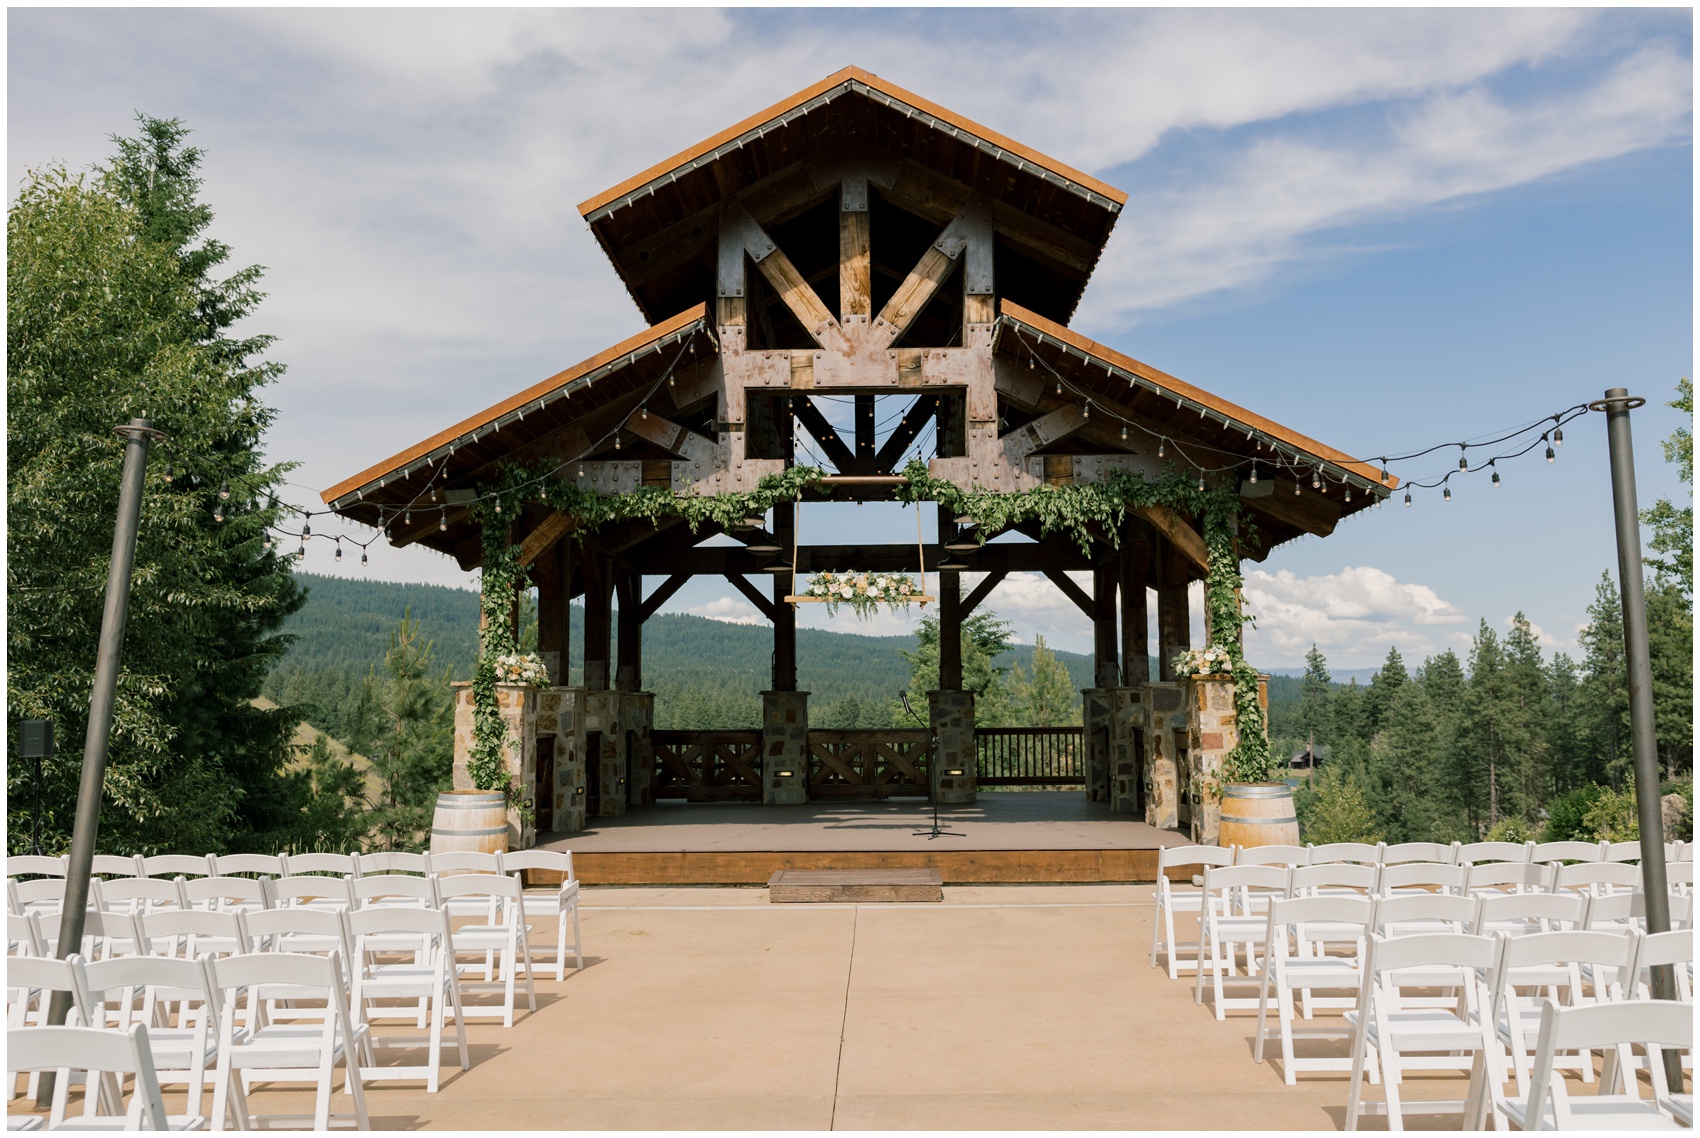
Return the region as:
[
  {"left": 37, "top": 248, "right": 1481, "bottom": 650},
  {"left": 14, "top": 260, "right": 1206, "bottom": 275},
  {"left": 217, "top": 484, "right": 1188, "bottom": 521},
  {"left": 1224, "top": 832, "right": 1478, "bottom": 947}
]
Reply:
[
  {"left": 9, "top": 847, "right": 583, "bottom": 883},
  {"left": 7, "top": 1023, "right": 201, "bottom": 1130},
  {"left": 1224, "top": 839, "right": 1691, "bottom": 868}
]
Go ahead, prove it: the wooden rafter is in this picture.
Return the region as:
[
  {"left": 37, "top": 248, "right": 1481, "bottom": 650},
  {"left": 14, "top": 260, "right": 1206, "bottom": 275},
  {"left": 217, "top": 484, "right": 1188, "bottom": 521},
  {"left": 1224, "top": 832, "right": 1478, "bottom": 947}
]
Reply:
[
  {"left": 518, "top": 510, "right": 576, "bottom": 567},
  {"left": 638, "top": 573, "right": 691, "bottom": 622},
  {"left": 1131, "top": 505, "right": 1209, "bottom": 575},
  {"left": 1043, "top": 569, "right": 1095, "bottom": 618},
  {"left": 960, "top": 569, "right": 1008, "bottom": 616},
  {"left": 723, "top": 573, "right": 779, "bottom": 622}
]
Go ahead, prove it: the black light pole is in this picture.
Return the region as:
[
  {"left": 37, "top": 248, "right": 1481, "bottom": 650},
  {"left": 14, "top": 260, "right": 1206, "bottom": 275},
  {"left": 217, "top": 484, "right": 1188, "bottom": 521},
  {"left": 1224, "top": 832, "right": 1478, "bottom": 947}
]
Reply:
[
  {"left": 43, "top": 419, "right": 158, "bottom": 1027},
  {"left": 1594, "top": 389, "right": 1681, "bottom": 1086}
]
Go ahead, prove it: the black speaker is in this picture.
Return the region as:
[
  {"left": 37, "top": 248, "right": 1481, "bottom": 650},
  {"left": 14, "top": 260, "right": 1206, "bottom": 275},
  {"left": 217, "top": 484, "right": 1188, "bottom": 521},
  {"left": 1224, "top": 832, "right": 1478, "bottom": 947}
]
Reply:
[{"left": 20, "top": 720, "right": 53, "bottom": 759}]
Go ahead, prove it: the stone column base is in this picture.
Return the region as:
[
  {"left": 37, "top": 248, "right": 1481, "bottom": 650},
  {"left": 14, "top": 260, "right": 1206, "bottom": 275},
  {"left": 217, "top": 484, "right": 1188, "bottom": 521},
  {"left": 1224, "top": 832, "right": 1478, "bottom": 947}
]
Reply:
[
  {"left": 533, "top": 687, "right": 588, "bottom": 835},
  {"left": 1142, "top": 682, "right": 1184, "bottom": 831},
  {"left": 762, "top": 691, "right": 808, "bottom": 805},
  {"left": 928, "top": 690, "right": 976, "bottom": 804},
  {"left": 584, "top": 691, "right": 627, "bottom": 818}
]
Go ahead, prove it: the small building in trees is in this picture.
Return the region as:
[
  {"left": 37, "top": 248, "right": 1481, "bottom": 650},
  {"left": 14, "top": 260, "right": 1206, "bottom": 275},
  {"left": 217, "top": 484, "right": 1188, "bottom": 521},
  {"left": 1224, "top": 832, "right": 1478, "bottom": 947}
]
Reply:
[{"left": 324, "top": 68, "right": 1391, "bottom": 847}]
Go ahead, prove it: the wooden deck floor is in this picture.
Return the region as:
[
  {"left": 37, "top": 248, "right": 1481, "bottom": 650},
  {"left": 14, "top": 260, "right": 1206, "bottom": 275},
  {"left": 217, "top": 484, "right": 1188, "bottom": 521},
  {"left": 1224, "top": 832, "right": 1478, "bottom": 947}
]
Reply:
[{"left": 539, "top": 791, "right": 1189, "bottom": 885}]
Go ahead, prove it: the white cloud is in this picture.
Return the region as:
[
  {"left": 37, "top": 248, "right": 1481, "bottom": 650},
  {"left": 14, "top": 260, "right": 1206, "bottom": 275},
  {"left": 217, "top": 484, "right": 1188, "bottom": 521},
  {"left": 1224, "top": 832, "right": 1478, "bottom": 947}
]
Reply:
[
  {"left": 1242, "top": 565, "right": 1470, "bottom": 668},
  {"left": 686, "top": 596, "right": 766, "bottom": 627}
]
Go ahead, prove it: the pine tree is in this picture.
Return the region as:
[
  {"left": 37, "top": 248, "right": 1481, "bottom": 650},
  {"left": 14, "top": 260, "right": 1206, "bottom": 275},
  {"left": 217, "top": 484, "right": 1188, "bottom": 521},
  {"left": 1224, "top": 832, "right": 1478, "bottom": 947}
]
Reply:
[
  {"left": 1577, "top": 574, "right": 1629, "bottom": 785},
  {"left": 1295, "top": 765, "right": 1382, "bottom": 844},
  {"left": 894, "top": 607, "right": 1015, "bottom": 727},
  {"left": 1369, "top": 682, "right": 1457, "bottom": 843},
  {"left": 348, "top": 612, "right": 454, "bottom": 852},
  {"left": 1361, "top": 647, "right": 1408, "bottom": 742},
  {"left": 1007, "top": 635, "right": 1079, "bottom": 726},
  {"left": 1296, "top": 644, "right": 1332, "bottom": 755},
  {"left": 1502, "top": 613, "right": 1553, "bottom": 818},
  {"left": 1646, "top": 580, "right": 1694, "bottom": 778},
  {"left": 1464, "top": 622, "right": 1512, "bottom": 830},
  {"left": 1641, "top": 378, "right": 1692, "bottom": 599}
]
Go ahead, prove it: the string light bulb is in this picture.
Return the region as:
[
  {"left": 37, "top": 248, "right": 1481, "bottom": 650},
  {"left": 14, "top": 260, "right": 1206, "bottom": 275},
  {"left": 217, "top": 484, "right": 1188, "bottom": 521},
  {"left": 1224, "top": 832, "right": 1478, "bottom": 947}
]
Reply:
[
  {"left": 361, "top": 549, "right": 368, "bottom": 566},
  {"left": 1197, "top": 475, "right": 1206, "bottom": 492},
  {"left": 404, "top": 511, "right": 411, "bottom": 526},
  {"left": 1157, "top": 440, "right": 1165, "bottom": 459},
  {"left": 1459, "top": 446, "right": 1468, "bottom": 471},
  {"left": 1443, "top": 485, "right": 1452, "bottom": 503},
  {"left": 213, "top": 502, "right": 225, "bottom": 524},
  {"left": 1249, "top": 463, "right": 1258, "bottom": 485},
  {"left": 578, "top": 462, "right": 585, "bottom": 478},
  {"left": 1344, "top": 485, "right": 1352, "bottom": 503},
  {"left": 1380, "top": 466, "right": 1390, "bottom": 485},
  {"left": 1491, "top": 461, "right": 1500, "bottom": 488},
  {"left": 1553, "top": 426, "right": 1564, "bottom": 448},
  {"left": 439, "top": 509, "right": 447, "bottom": 532},
  {"left": 334, "top": 540, "right": 343, "bottom": 562},
  {"left": 640, "top": 407, "right": 648, "bottom": 419},
  {"left": 163, "top": 463, "right": 174, "bottom": 483},
  {"left": 1311, "top": 469, "right": 1321, "bottom": 490},
  {"left": 1120, "top": 425, "right": 1128, "bottom": 443},
  {"left": 296, "top": 543, "right": 306, "bottom": 561},
  {"left": 217, "top": 480, "right": 230, "bottom": 501},
  {"left": 1404, "top": 491, "right": 1412, "bottom": 508},
  {"left": 1028, "top": 355, "right": 1035, "bottom": 370},
  {"left": 301, "top": 518, "right": 311, "bottom": 540},
  {"left": 1082, "top": 403, "right": 1090, "bottom": 420},
  {"left": 1546, "top": 444, "right": 1556, "bottom": 464},
  {"left": 1294, "top": 478, "right": 1301, "bottom": 496},
  {"left": 614, "top": 435, "right": 621, "bottom": 451},
  {"left": 1055, "top": 378, "right": 1062, "bottom": 396}
]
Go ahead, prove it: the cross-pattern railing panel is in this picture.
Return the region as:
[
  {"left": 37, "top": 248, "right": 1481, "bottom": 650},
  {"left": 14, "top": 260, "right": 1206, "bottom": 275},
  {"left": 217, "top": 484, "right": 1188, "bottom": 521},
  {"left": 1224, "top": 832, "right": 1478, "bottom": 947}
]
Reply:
[
  {"left": 652, "top": 730, "right": 764, "bottom": 801},
  {"left": 806, "top": 729, "right": 930, "bottom": 799},
  {"left": 977, "top": 726, "right": 1084, "bottom": 786}
]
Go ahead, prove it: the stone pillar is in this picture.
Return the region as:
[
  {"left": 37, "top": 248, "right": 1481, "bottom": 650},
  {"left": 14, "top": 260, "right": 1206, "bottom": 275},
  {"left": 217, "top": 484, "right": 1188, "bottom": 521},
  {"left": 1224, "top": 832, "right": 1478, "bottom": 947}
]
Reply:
[
  {"left": 1186, "top": 676, "right": 1238, "bottom": 846},
  {"left": 928, "top": 689, "right": 976, "bottom": 804},
  {"left": 533, "top": 686, "right": 587, "bottom": 834},
  {"left": 624, "top": 691, "right": 655, "bottom": 807},
  {"left": 451, "top": 682, "right": 538, "bottom": 849},
  {"left": 762, "top": 690, "right": 809, "bottom": 804},
  {"left": 1082, "top": 688, "right": 1113, "bottom": 804},
  {"left": 584, "top": 690, "right": 626, "bottom": 817},
  {"left": 1108, "top": 687, "right": 1144, "bottom": 814},
  {"left": 1143, "top": 681, "right": 1185, "bottom": 831}
]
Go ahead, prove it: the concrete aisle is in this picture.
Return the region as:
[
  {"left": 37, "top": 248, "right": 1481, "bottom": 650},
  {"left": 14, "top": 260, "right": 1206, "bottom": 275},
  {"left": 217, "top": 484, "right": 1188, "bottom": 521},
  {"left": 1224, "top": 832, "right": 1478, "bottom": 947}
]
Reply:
[{"left": 172, "top": 885, "right": 1472, "bottom": 1131}]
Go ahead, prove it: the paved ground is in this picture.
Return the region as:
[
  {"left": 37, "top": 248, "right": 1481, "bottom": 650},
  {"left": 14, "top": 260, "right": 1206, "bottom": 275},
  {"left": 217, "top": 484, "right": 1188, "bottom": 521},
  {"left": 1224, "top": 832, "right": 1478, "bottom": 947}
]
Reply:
[
  {"left": 540, "top": 792, "right": 1188, "bottom": 854},
  {"left": 191, "top": 884, "right": 1478, "bottom": 1130}
]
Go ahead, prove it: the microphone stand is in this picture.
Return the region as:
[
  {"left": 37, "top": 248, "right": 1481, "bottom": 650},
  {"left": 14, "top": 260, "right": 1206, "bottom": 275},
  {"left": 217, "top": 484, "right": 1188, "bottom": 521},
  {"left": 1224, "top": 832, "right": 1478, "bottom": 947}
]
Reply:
[{"left": 902, "top": 691, "right": 962, "bottom": 840}]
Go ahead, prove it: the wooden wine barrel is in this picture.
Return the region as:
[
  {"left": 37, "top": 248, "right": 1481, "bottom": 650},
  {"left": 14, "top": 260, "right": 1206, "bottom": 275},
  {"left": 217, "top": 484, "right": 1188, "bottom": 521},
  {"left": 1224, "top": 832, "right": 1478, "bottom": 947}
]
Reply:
[
  {"left": 429, "top": 790, "right": 509, "bottom": 856},
  {"left": 1218, "top": 783, "right": 1299, "bottom": 850}
]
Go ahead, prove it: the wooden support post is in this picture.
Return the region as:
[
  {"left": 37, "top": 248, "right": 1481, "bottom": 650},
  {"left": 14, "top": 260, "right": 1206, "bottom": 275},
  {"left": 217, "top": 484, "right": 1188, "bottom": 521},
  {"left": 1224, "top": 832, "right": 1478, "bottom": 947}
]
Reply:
[
  {"left": 536, "top": 540, "right": 572, "bottom": 686},
  {"left": 581, "top": 548, "right": 612, "bottom": 692},
  {"left": 1120, "top": 531, "right": 1151, "bottom": 687},
  {"left": 1092, "top": 560, "right": 1119, "bottom": 689},
  {"left": 615, "top": 568, "right": 642, "bottom": 692},
  {"left": 1156, "top": 541, "right": 1192, "bottom": 683},
  {"left": 772, "top": 507, "right": 797, "bottom": 692},
  {"left": 839, "top": 182, "right": 871, "bottom": 322},
  {"left": 938, "top": 506, "right": 963, "bottom": 691}
]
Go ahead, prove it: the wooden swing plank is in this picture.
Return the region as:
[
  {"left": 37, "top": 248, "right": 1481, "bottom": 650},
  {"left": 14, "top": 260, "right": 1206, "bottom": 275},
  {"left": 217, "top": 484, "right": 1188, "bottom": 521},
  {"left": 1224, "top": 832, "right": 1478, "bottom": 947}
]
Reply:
[{"left": 784, "top": 595, "right": 935, "bottom": 604}]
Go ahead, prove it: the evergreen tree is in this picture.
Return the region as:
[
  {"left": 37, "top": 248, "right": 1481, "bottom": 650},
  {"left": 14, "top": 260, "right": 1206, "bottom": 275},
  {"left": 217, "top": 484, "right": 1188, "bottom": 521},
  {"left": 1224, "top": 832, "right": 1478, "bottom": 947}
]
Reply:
[
  {"left": 1295, "top": 644, "right": 1332, "bottom": 753},
  {"left": 1463, "top": 622, "right": 1512, "bottom": 829},
  {"left": 1007, "top": 635, "right": 1080, "bottom": 726},
  {"left": 1295, "top": 765, "right": 1382, "bottom": 844},
  {"left": 1502, "top": 613, "right": 1553, "bottom": 818},
  {"left": 1577, "top": 574, "right": 1629, "bottom": 785},
  {"left": 1369, "top": 682, "right": 1459, "bottom": 843},
  {"left": 1330, "top": 678, "right": 1367, "bottom": 751},
  {"left": 9, "top": 126, "right": 301, "bottom": 855},
  {"left": 1361, "top": 647, "right": 1408, "bottom": 742},
  {"left": 1641, "top": 378, "right": 1693, "bottom": 599},
  {"left": 347, "top": 612, "right": 454, "bottom": 852},
  {"left": 894, "top": 607, "right": 1015, "bottom": 727},
  {"left": 1545, "top": 653, "right": 1588, "bottom": 793},
  {"left": 1646, "top": 580, "right": 1694, "bottom": 778}
]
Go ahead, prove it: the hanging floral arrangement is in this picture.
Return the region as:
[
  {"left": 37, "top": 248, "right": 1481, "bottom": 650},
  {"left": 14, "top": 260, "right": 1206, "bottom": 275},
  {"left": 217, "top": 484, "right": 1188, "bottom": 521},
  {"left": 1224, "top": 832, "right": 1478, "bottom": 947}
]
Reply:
[{"left": 801, "top": 571, "right": 926, "bottom": 619}]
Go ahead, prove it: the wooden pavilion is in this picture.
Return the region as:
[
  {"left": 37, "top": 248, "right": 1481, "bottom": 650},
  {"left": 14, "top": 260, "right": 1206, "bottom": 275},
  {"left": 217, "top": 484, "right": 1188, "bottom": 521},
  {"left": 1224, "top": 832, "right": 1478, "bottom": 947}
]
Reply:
[{"left": 323, "top": 67, "right": 1392, "bottom": 851}]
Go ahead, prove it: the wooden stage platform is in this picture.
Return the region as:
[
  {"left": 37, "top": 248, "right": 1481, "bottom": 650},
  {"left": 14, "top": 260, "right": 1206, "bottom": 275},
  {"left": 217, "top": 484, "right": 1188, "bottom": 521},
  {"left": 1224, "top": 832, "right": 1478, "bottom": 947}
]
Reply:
[{"left": 538, "top": 792, "right": 1188, "bottom": 885}]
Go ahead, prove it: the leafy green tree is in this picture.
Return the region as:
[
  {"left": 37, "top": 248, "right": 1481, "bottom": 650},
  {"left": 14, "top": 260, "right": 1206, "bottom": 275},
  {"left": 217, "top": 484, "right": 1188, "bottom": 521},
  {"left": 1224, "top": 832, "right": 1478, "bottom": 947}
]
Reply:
[
  {"left": 1646, "top": 580, "right": 1694, "bottom": 778},
  {"left": 1007, "top": 635, "right": 1079, "bottom": 726},
  {"left": 348, "top": 612, "right": 454, "bottom": 852},
  {"left": 1295, "top": 644, "right": 1332, "bottom": 751},
  {"left": 285, "top": 735, "right": 371, "bottom": 853},
  {"left": 1641, "top": 378, "right": 1692, "bottom": 599},
  {"left": 1295, "top": 764, "right": 1382, "bottom": 844},
  {"left": 894, "top": 607, "right": 1015, "bottom": 727},
  {"left": 1542, "top": 784, "right": 1605, "bottom": 843},
  {"left": 8, "top": 124, "right": 301, "bottom": 855}
]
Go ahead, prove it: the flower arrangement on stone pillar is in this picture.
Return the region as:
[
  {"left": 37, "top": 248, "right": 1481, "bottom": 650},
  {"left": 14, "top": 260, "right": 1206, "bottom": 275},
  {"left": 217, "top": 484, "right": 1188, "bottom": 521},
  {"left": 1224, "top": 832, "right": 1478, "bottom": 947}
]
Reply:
[
  {"left": 1173, "top": 645, "right": 1233, "bottom": 677},
  {"left": 493, "top": 653, "right": 549, "bottom": 686}
]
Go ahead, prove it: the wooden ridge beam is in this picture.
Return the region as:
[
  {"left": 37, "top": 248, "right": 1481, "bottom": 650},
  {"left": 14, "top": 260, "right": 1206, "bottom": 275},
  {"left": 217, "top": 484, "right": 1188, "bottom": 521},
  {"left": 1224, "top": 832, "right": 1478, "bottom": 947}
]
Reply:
[
  {"left": 638, "top": 573, "right": 691, "bottom": 623},
  {"left": 1043, "top": 569, "right": 1095, "bottom": 619},
  {"left": 518, "top": 510, "right": 577, "bottom": 567}
]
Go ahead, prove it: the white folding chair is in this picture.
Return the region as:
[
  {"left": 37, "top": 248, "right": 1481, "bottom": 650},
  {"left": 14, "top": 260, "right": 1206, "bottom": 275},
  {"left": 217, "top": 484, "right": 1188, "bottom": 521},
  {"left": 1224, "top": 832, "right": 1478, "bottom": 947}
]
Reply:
[
  {"left": 269, "top": 876, "right": 349, "bottom": 913},
  {"left": 9, "top": 912, "right": 47, "bottom": 958},
  {"left": 137, "top": 856, "right": 214, "bottom": 881},
  {"left": 498, "top": 850, "right": 583, "bottom": 980},
  {"left": 1253, "top": 894, "right": 1377, "bottom": 1085},
  {"left": 75, "top": 955, "right": 224, "bottom": 1120},
  {"left": 176, "top": 878, "right": 271, "bottom": 916},
  {"left": 1490, "top": 998, "right": 1689, "bottom": 1131},
  {"left": 1149, "top": 845, "right": 1234, "bottom": 978},
  {"left": 1530, "top": 840, "right": 1605, "bottom": 865},
  {"left": 206, "top": 855, "right": 282, "bottom": 879},
  {"left": 7, "top": 954, "right": 100, "bottom": 1109},
  {"left": 1193, "top": 865, "right": 1289, "bottom": 1019},
  {"left": 1343, "top": 932, "right": 1500, "bottom": 1130},
  {"left": 10, "top": 877, "right": 76, "bottom": 917},
  {"left": 1234, "top": 845, "right": 1309, "bottom": 867},
  {"left": 341, "top": 907, "right": 468, "bottom": 1093},
  {"left": 1459, "top": 841, "right": 1535, "bottom": 865},
  {"left": 1378, "top": 861, "right": 1468, "bottom": 897},
  {"left": 1627, "top": 928, "right": 1694, "bottom": 1004},
  {"left": 244, "top": 907, "right": 355, "bottom": 967},
  {"left": 1379, "top": 842, "right": 1459, "bottom": 866},
  {"left": 1373, "top": 892, "right": 1476, "bottom": 939},
  {"left": 98, "top": 879, "right": 184, "bottom": 919},
  {"left": 1309, "top": 842, "right": 1380, "bottom": 865},
  {"left": 1605, "top": 841, "right": 1644, "bottom": 863},
  {"left": 90, "top": 856, "right": 140, "bottom": 880},
  {"left": 135, "top": 910, "right": 248, "bottom": 962},
  {"left": 1665, "top": 861, "right": 1695, "bottom": 897},
  {"left": 35, "top": 909, "right": 139, "bottom": 962},
  {"left": 423, "top": 852, "right": 503, "bottom": 878},
  {"left": 1466, "top": 860, "right": 1553, "bottom": 897},
  {"left": 434, "top": 874, "right": 536, "bottom": 1026},
  {"left": 7, "top": 856, "right": 68, "bottom": 879},
  {"left": 7, "top": 1023, "right": 203, "bottom": 1131},
  {"left": 1289, "top": 863, "right": 1378, "bottom": 900},
  {"left": 1476, "top": 928, "right": 1641, "bottom": 1119},
  {"left": 350, "top": 852, "right": 427, "bottom": 877},
  {"left": 346, "top": 875, "right": 437, "bottom": 910},
  {"left": 1471, "top": 892, "right": 1587, "bottom": 939},
  {"left": 280, "top": 853, "right": 355, "bottom": 878},
  {"left": 1586, "top": 891, "right": 1693, "bottom": 934},
  {"left": 206, "top": 951, "right": 369, "bottom": 1131},
  {"left": 1553, "top": 861, "right": 1642, "bottom": 899}
]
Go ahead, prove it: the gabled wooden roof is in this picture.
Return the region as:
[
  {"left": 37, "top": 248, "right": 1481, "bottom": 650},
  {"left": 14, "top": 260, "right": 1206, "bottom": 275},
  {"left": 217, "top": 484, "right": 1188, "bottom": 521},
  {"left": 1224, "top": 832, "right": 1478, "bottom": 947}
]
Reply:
[
  {"left": 579, "top": 66, "right": 1126, "bottom": 327},
  {"left": 993, "top": 301, "right": 1395, "bottom": 554}
]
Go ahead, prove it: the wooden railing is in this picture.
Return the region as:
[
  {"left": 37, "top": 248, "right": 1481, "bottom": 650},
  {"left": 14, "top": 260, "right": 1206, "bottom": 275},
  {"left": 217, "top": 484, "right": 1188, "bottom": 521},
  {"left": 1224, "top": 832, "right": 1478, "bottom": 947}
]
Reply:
[
  {"left": 976, "top": 726, "right": 1084, "bottom": 786},
  {"left": 807, "top": 729, "right": 930, "bottom": 799},
  {"left": 652, "top": 730, "right": 763, "bottom": 801}
]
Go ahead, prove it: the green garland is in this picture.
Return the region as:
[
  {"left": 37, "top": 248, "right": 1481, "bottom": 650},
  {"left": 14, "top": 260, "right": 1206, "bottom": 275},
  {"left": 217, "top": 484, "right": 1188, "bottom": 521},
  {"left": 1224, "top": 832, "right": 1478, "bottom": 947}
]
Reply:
[{"left": 465, "top": 457, "right": 1275, "bottom": 795}]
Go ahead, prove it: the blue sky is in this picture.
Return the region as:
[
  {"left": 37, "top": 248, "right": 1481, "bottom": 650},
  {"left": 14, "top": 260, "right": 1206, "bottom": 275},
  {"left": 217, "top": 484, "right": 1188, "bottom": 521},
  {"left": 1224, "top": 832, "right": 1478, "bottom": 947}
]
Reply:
[{"left": 8, "top": 8, "right": 1692, "bottom": 669}]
